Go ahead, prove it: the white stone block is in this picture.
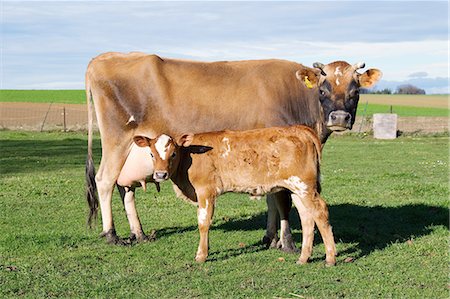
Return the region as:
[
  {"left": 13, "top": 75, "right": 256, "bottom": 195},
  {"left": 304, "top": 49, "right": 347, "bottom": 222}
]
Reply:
[{"left": 373, "top": 113, "right": 398, "bottom": 139}]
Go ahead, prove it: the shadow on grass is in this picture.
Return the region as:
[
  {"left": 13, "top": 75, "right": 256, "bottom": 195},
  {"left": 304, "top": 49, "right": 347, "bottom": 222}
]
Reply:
[
  {"left": 154, "top": 203, "right": 448, "bottom": 261},
  {"left": 0, "top": 138, "right": 96, "bottom": 175}
]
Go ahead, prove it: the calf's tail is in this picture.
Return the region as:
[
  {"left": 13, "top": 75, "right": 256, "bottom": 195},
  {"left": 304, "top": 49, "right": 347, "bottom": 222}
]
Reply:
[
  {"left": 85, "top": 76, "right": 99, "bottom": 228},
  {"left": 302, "top": 126, "right": 323, "bottom": 193}
]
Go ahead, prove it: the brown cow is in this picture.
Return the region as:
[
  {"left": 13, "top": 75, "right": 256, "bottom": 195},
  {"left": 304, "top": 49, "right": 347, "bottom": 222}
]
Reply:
[
  {"left": 85, "top": 52, "right": 381, "bottom": 247},
  {"left": 132, "top": 125, "right": 336, "bottom": 265}
]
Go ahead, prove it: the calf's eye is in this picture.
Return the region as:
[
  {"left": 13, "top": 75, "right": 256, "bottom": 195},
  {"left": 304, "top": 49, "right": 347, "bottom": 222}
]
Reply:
[{"left": 171, "top": 152, "right": 177, "bottom": 158}]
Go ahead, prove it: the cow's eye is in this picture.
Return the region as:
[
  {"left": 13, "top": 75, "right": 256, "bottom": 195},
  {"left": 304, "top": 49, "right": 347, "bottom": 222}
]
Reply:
[
  {"left": 319, "top": 89, "right": 327, "bottom": 96},
  {"left": 150, "top": 152, "right": 154, "bottom": 159},
  {"left": 171, "top": 152, "right": 176, "bottom": 158}
]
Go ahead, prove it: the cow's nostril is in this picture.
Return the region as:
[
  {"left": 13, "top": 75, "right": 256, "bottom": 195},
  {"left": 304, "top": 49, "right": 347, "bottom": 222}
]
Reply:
[
  {"left": 345, "top": 114, "right": 351, "bottom": 121},
  {"left": 331, "top": 115, "right": 337, "bottom": 121}
]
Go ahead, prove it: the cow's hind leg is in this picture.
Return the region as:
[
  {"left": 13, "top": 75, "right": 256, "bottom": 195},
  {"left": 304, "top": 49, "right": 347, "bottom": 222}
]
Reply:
[
  {"left": 120, "top": 186, "right": 155, "bottom": 243},
  {"left": 95, "top": 140, "right": 132, "bottom": 245}
]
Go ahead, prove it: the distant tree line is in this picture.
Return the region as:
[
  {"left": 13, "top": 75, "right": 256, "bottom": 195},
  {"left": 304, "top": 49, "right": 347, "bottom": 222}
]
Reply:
[{"left": 361, "top": 84, "right": 426, "bottom": 95}]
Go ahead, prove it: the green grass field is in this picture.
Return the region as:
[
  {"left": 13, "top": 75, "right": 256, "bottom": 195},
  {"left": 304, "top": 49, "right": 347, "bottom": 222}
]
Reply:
[
  {"left": 0, "top": 90, "right": 85, "bottom": 105},
  {"left": 356, "top": 103, "right": 449, "bottom": 117},
  {"left": 1, "top": 90, "right": 448, "bottom": 117},
  {"left": 1, "top": 131, "right": 448, "bottom": 298}
]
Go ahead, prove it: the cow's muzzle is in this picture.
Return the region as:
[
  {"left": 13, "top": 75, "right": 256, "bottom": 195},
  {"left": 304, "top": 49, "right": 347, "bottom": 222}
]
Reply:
[
  {"left": 153, "top": 171, "right": 169, "bottom": 182},
  {"left": 327, "top": 110, "right": 352, "bottom": 131}
]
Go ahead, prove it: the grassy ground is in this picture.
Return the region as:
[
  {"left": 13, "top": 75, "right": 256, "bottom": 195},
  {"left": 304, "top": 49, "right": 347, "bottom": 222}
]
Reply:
[
  {"left": 356, "top": 103, "right": 449, "bottom": 117},
  {"left": 1, "top": 90, "right": 448, "bottom": 117},
  {"left": 0, "top": 131, "right": 448, "bottom": 298},
  {"left": 0, "top": 90, "right": 85, "bottom": 105}
]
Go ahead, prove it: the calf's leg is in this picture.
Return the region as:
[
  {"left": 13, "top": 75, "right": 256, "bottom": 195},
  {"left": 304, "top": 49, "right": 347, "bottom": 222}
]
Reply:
[
  {"left": 291, "top": 194, "right": 315, "bottom": 264},
  {"left": 195, "top": 197, "right": 215, "bottom": 263},
  {"left": 292, "top": 191, "right": 336, "bottom": 266}
]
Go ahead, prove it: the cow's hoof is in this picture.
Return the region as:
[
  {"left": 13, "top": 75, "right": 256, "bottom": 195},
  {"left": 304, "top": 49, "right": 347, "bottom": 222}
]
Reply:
[
  {"left": 262, "top": 235, "right": 279, "bottom": 249},
  {"left": 129, "top": 230, "right": 157, "bottom": 244},
  {"left": 100, "top": 229, "right": 128, "bottom": 246},
  {"left": 276, "top": 234, "right": 299, "bottom": 253}
]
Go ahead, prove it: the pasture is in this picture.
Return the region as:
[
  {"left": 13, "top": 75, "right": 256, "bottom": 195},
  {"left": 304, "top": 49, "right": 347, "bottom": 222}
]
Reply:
[
  {"left": 0, "top": 131, "right": 448, "bottom": 298},
  {"left": 1, "top": 90, "right": 448, "bottom": 117}
]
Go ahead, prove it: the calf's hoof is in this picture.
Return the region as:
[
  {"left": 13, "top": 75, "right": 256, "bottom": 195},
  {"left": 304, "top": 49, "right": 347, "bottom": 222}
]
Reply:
[
  {"left": 296, "top": 257, "right": 309, "bottom": 265},
  {"left": 195, "top": 253, "right": 207, "bottom": 263},
  {"left": 325, "top": 257, "right": 336, "bottom": 267}
]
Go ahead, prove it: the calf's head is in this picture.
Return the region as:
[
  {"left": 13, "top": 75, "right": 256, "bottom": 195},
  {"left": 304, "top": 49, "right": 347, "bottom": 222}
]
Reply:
[
  {"left": 297, "top": 61, "right": 382, "bottom": 133},
  {"left": 133, "top": 134, "right": 194, "bottom": 182}
]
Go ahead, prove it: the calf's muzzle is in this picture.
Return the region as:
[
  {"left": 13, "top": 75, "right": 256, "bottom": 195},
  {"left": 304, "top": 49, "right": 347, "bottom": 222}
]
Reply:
[{"left": 154, "top": 171, "right": 169, "bottom": 182}]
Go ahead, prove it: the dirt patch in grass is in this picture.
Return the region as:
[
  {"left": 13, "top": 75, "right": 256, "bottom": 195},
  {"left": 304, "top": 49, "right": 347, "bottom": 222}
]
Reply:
[{"left": 361, "top": 94, "right": 448, "bottom": 109}]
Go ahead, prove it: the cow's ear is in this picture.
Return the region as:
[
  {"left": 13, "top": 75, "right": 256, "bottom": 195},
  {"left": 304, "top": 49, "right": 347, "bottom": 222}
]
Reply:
[
  {"left": 296, "top": 68, "right": 320, "bottom": 89},
  {"left": 359, "top": 68, "right": 382, "bottom": 88},
  {"left": 176, "top": 133, "right": 194, "bottom": 147},
  {"left": 133, "top": 135, "right": 150, "bottom": 147}
]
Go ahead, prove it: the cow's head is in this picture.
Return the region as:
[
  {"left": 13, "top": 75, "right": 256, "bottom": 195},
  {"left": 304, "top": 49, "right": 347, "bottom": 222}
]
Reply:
[
  {"left": 133, "top": 134, "right": 196, "bottom": 182},
  {"left": 296, "top": 61, "right": 382, "bottom": 134}
]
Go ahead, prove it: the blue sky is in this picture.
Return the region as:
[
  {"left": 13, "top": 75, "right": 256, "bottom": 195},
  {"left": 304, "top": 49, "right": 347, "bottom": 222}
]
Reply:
[{"left": 2, "top": 1, "right": 449, "bottom": 93}]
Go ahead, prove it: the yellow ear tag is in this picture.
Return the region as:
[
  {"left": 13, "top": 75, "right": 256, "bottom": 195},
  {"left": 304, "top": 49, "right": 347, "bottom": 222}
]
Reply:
[{"left": 304, "top": 76, "right": 313, "bottom": 89}]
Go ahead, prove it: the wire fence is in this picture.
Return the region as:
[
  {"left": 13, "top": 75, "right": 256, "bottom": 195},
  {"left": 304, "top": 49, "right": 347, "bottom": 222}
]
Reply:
[
  {"left": 0, "top": 102, "right": 448, "bottom": 134},
  {"left": 0, "top": 102, "right": 97, "bottom": 131}
]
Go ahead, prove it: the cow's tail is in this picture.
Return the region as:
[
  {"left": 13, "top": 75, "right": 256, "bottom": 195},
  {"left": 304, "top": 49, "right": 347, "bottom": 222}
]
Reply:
[{"left": 85, "top": 75, "right": 99, "bottom": 228}]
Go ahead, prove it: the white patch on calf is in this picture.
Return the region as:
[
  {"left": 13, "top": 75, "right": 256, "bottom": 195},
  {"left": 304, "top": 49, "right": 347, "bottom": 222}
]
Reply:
[
  {"left": 284, "top": 176, "right": 308, "bottom": 198},
  {"left": 155, "top": 134, "right": 171, "bottom": 160},
  {"left": 334, "top": 67, "right": 342, "bottom": 86},
  {"left": 198, "top": 201, "right": 209, "bottom": 225},
  {"left": 221, "top": 137, "right": 231, "bottom": 158}
]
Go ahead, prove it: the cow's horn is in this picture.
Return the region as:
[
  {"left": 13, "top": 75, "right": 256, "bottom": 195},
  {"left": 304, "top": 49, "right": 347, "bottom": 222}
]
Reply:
[
  {"left": 313, "top": 62, "right": 326, "bottom": 76},
  {"left": 353, "top": 62, "right": 366, "bottom": 70}
]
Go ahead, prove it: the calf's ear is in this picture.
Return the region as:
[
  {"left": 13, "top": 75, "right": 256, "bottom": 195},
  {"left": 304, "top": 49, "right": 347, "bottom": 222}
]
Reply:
[
  {"left": 177, "top": 133, "right": 194, "bottom": 147},
  {"left": 359, "top": 68, "right": 382, "bottom": 88},
  {"left": 133, "top": 135, "right": 151, "bottom": 147},
  {"left": 296, "top": 67, "right": 320, "bottom": 89}
]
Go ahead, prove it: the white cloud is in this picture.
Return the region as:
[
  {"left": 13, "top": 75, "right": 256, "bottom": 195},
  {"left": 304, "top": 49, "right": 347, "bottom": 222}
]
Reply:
[{"left": 1, "top": 1, "right": 448, "bottom": 93}]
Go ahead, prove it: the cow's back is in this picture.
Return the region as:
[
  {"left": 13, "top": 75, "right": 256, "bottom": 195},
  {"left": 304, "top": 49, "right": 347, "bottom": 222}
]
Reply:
[{"left": 86, "top": 52, "right": 321, "bottom": 137}]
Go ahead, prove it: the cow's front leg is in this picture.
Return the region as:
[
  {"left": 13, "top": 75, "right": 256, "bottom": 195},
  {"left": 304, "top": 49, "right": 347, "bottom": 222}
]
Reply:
[
  {"left": 263, "top": 194, "right": 279, "bottom": 248},
  {"left": 195, "top": 197, "right": 215, "bottom": 263},
  {"left": 120, "top": 186, "right": 154, "bottom": 243},
  {"left": 274, "top": 191, "right": 297, "bottom": 252}
]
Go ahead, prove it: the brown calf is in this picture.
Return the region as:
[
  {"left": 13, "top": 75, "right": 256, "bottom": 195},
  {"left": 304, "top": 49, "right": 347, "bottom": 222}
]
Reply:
[{"left": 134, "top": 125, "right": 336, "bottom": 265}]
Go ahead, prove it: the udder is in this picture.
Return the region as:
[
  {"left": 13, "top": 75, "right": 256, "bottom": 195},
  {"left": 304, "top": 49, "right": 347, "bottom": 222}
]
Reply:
[{"left": 117, "top": 143, "right": 155, "bottom": 189}]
